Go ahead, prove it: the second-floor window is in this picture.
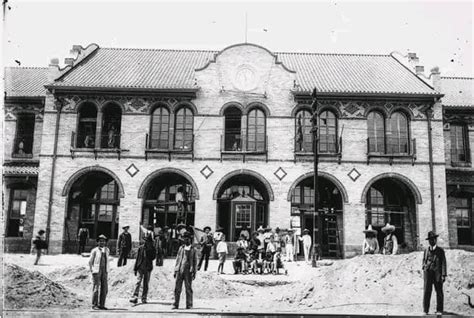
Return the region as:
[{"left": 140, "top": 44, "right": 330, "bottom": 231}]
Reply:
[
  {"left": 247, "top": 108, "right": 266, "bottom": 152},
  {"left": 224, "top": 106, "right": 242, "bottom": 151},
  {"left": 101, "top": 103, "right": 122, "bottom": 148},
  {"left": 450, "top": 124, "right": 470, "bottom": 164},
  {"left": 367, "top": 111, "right": 385, "bottom": 153},
  {"left": 14, "top": 113, "right": 35, "bottom": 156},
  {"left": 174, "top": 107, "right": 193, "bottom": 150},
  {"left": 77, "top": 103, "right": 97, "bottom": 148},
  {"left": 150, "top": 106, "right": 170, "bottom": 150},
  {"left": 319, "top": 110, "right": 338, "bottom": 153},
  {"left": 388, "top": 112, "right": 409, "bottom": 154},
  {"left": 295, "top": 109, "right": 312, "bottom": 152},
  {"left": 367, "top": 110, "right": 410, "bottom": 155}
]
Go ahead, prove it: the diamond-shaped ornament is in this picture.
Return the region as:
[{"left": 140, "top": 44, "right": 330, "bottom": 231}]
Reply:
[
  {"left": 348, "top": 168, "right": 361, "bottom": 182},
  {"left": 200, "top": 165, "right": 214, "bottom": 179},
  {"left": 274, "top": 167, "right": 287, "bottom": 181},
  {"left": 126, "top": 163, "right": 139, "bottom": 177}
]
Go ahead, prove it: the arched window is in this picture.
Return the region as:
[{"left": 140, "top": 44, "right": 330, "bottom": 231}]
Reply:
[
  {"left": 367, "top": 111, "right": 385, "bottom": 153},
  {"left": 247, "top": 108, "right": 266, "bottom": 152},
  {"left": 295, "top": 109, "right": 312, "bottom": 152},
  {"left": 77, "top": 102, "right": 97, "bottom": 148},
  {"left": 174, "top": 107, "right": 193, "bottom": 150},
  {"left": 150, "top": 106, "right": 170, "bottom": 149},
  {"left": 224, "top": 106, "right": 242, "bottom": 151},
  {"left": 101, "top": 103, "right": 122, "bottom": 148},
  {"left": 388, "top": 112, "right": 409, "bottom": 154},
  {"left": 319, "top": 110, "right": 337, "bottom": 153}
]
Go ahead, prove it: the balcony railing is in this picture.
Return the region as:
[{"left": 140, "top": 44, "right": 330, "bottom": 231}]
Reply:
[
  {"left": 450, "top": 147, "right": 471, "bottom": 167},
  {"left": 367, "top": 137, "right": 417, "bottom": 165},
  {"left": 220, "top": 133, "right": 268, "bottom": 162},
  {"left": 294, "top": 136, "right": 342, "bottom": 163},
  {"left": 145, "top": 133, "right": 194, "bottom": 161},
  {"left": 70, "top": 131, "right": 124, "bottom": 159}
]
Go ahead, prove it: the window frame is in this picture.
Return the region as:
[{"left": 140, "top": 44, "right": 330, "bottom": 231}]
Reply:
[
  {"left": 7, "top": 187, "right": 29, "bottom": 237},
  {"left": 367, "top": 111, "right": 386, "bottom": 154},
  {"left": 319, "top": 110, "right": 338, "bottom": 154},
  {"left": 13, "top": 113, "right": 36, "bottom": 157},
  {"left": 388, "top": 111, "right": 410, "bottom": 155},
  {"left": 246, "top": 108, "right": 266, "bottom": 153},
  {"left": 149, "top": 105, "right": 171, "bottom": 150},
  {"left": 450, "top": 123, "right": 470, "bottom": 165},
  {"left": 295, "top": 109, "right": 313, "bottom": 153},
  {"left": 173, "top": 107, "right": 194, "bottom": 151},
  {"left": 76, "top": 102, "right": 98, "bottom": 149}
]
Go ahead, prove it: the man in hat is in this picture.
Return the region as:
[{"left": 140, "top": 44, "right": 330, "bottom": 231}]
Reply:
[
  {"left": 173, "top": 231, "right": 197, "bottom": 310},
  {"left": 381, "top": 223, "right": 398, "bottom": 255},
  {"left": 117, "top": 225, "right": 132, "bottom": 267},
  {"left": 256, "top": 226, "right": 266, "bottom": 251},
  {"left": 422, "top": 231, "right": 447, "bottom": 315},
  {"left": 130, "top": 235, "right": 156, "bottom": 304},
  {"left": 213, "top": 226, "right": 225, "bottom": 242},
  {"left": 77, "top": 224, "right": 89, "bottom": 255},
  {"left": 299, "top": 229, "right": 312, "bottom": 264},
  {"left": 362, "top": 225, "right": 380, "bottom": 255},
  {"left": 89, "top": 235, "right": 110, "bottom": 310},
  {"left": 239, "top": 224, "right": 250, "bottom": 241},
  {"left": 284, "top": 229, "right": 295, "bottom": 262},
  {"left": 198, "top": 226, "right": 214, "bottom": 271}
]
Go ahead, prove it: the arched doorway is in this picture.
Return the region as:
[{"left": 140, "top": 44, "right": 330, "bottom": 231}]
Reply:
[
  {"left": 364, "top": 178, "right": 418, "bottom": 250},
  {"left": 141, "top": 172, "right": 197, "bottom": 248},
  {"left": 64, "top": 171, "right": 121, "bottom": 253},
  {"left": 216, "top": 174, "right": 270, "bottom": 241},
  {"left": 289, "top": 175, "right": 344, "bottom": 258}
]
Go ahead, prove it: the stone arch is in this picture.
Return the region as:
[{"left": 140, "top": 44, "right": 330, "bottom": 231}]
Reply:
[
  {"left": 389, "top": 105, "right": 414, "bottom": 120},
  {"left": 76, "top": 100, "right": 99, "bottom": 113},
  {"left": 138, "top": 167, "right": 200, "bottom": 199},
  {"left": 364, "top": 106, "right": 389, "bottom": 118},
  {"left": 212, "top": 169, "right": 274, "bottom": 201},
  {"left": 219, "top": 102, "right": 244, "bottom": 116},
  {"left": 360, "top": 172, "right": 422, "bottom": 204},
  {"left": 61, "top": 165, "right": 125, "bottom": 198},
  {"left": 245, "top": 102, "right": 271, "bottom": 116},
  {"left": 100, "top": 100, "right": 126, "bottom": 113},
  {"left": 291, "top": 104, "right": 312, "bottom": 117},
  {"left": 286, "top": 171, "right": 349, "bottom": 203},
  {"left": 173, "top": 101, "right": 198, "bottom": 115},
  {"left": 148, "top": 101, "right": 172, "bottom": 115},
  {"left": 318, "top": 104, "right": 342, "bottom": 119}
]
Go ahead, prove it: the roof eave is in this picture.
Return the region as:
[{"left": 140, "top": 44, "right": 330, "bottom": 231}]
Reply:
[
  {"left": 45, "top": 85, "right": 199, "bottom": 96},
  {"left": 291, "top": 90, "right": 444, "bottom": 100},
  {"left": 4, "top": 95, "right": 46, "bottom": 102}
]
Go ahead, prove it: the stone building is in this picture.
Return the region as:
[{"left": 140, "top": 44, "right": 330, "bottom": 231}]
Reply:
[{"left": 4, "top": 43, "right": 470, "bottom": 257}]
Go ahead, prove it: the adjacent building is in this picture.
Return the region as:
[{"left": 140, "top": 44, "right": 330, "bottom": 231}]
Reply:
[{"left": 3, "top": 43, "right": 472, "bottom": 256}]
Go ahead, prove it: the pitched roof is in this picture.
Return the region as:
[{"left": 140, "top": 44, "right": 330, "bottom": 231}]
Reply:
[
  {"left": 441, "top": 77, "right": 474, "bottom": 108},
  {"left": 50, "top": 45, "right": 438, "bottom": 96},
  {"left": 4, "top": 67, "right": 48, "bottom": 97}
]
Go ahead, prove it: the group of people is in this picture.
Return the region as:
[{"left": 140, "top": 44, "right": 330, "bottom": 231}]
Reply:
[{"left": 361, "top": 222, "right": 398, "bottom": 255}]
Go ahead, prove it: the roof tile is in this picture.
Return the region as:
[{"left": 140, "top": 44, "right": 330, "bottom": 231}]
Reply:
[
  {"left": 5, "top": 67, "right": 48, "bottom": 97},
  {"left": 441, "top": 77, "right": 473, "bottom": 108}
]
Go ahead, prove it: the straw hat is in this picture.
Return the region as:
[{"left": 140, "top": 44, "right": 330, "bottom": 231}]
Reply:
[
  {"left": 257, "top": 226, "right": 265, "bottom": 232},
  {"left": 122, "top": 225, "right": 130, "bottom": 230},
  {"left": 363, "top": 224, "right": 377, "bottom": 234},
  {"left": 203, "top": 226, "right": 211, "bottom": 232},
  {"left": 303, "top": 229, "right": 310, "bottom": 234},
  {"left": 96, "top": 234, "right": 108, "bottom": 242},
  {"left": 381, "top": 223, "right": 395, "bottom": 233}
]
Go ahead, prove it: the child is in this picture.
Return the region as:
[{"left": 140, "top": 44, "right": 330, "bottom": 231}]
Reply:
[
  {"left": 273, "top": 248, "right": 287, "bottom": 275},
  {"left": 236, "top": 234, "right": 248, "bottom": 250},
  {"left": 233, "top": 247, "right": 247, "bottom": 274},
  {"left": 32, "top": 230, "right": 47, "bottom": 265},
  {"left": 263, "top": 250, "right": 274, "bottom": 274},
  {"left": 216, "top": 235, "right": 228, "bottom": 274}
]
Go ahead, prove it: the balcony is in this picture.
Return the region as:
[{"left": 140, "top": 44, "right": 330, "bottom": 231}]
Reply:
[
  {"left": 220, "top": 133, "right": 268, "bottom": 162},
  {"left": 294, "top": 137, "right": 342, "bottom": 164},
  {"left": 367, "top": 138, "right": 417, "bottom": 165},
  {"left": 450, "top": 148, "right": 471, "bottom": 168},
  {"left": 145, "top": 133, "right": 194, "bottom": 161},
  {"left": 70, "top": 132, "right": 126, "bottom": 159}
]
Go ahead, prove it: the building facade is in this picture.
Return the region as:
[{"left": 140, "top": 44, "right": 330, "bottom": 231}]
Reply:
[{"left": 4, "top": 43, "right": 471, "bottom": 257}]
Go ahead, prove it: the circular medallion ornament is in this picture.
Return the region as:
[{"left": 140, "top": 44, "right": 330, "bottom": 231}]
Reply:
[{"left": 233, "top": 65, "right": 257, "bottom": 91}]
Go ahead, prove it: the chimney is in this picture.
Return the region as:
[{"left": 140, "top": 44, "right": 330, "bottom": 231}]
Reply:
[
  {"left": 64, "top": 57, "right": 74, "bottom": 66},
  {"left": 47, "top": 58, "right": 60, "bottom": 83},
  {"left": 415, "top": 65, "right": 425, "bottom": 76},
  {"left": 407, "top": 52, "right": 419, "bottom": 72},
  {"left": 430, "top": 66, "right": 441, "bottom": 92}
]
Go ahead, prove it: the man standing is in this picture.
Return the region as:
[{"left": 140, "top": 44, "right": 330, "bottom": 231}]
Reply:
[
  {"left": 198, "top": 226, "right": 214, "bottom": 271},
  {"left": 77, "top": 225, "right": 89, "bottom": 255},
  {"left": 381, "top": 223, "right": 398, "bottom": 255},
  {"left": 89, "top": 235, "right": 110, "bottom": 310},
  {"left": 32, "top": 230, "right": 47, "bottom": 265},
  {"left": 422, "top": 231, "right": 447, "bottom": 315},
  {"left": 117, "top": 225, "right": 132, "bottom": 267},
  {"left": 284, "top": 229, "right": 295, "bottom": 262},
  {"left": 299, "top": 229, "right": 312, "bottom": 264},
  {"left": 173, "top": 231, "right": 197, "bottom": 310},
  {"left": 130, "top": 235, "right": 156, "bottom": 304}
]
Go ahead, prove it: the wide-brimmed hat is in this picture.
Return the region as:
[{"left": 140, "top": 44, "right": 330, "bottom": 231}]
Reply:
[
  {"left": 287, "top": 228, "right": 294, "bottom": 233},
  {"left": 381, "top": 223, "right": 395, "bottom": 233},
  {"left": 363, "top": 224, "right": 377, "bottom": 234},
  {"left": 257, "top": 226, "right": 265, "bottom": 232},
  {"left": 203, "top": 226, "right": 211, "bottom": 232},
  {"left": 96, "top": 234, "right": 108, "bottom": 242},
  {"left": 303, "top": 229, "right": 310, "bottom": 233},
  {"left": 164, "top": 226, "right": 170, "bottom": 230},
  {"left": 275, "top": 227, "right": 280, "bottom": 232},
  {"left": 176, "top": 224, "right": 186, "bottom": 230},
  {"left": 425, "top": 231, "right": 439, "bottom": 240},
  {"left": 182, "top": 231, "right": 192, "bottom": 239},
  {"left": 216, "top": 226, "right": 224, "bottom": 232},
  {"left": 122, "top": 225, "right": 130, "bottom": 230}
]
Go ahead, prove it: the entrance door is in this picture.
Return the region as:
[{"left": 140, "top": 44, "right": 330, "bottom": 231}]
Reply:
[{"left": 231, "top": 199, "right": 256, "bottom": 241}]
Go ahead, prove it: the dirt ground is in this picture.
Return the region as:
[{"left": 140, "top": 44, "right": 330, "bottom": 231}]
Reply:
[{"left": 3, "top": 250, "right": 474, "bottom": 315}]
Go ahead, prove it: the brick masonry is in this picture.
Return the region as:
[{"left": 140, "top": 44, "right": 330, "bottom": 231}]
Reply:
[{"left": 5, "top": 44, "right": 470, "bottom": 255}]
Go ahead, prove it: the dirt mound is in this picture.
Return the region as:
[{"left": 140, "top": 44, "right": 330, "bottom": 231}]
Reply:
[
  {"left": 281, "top": 249, "right": 474, "bottom": 315},
  {"left": 4, "top": 264, "right": 86, "bottom": 310},
  {"left": 49, "top": 264, "right": 247, "bottom": 300}
]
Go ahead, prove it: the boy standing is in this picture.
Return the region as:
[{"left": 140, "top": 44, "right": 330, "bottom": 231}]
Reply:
[
  {"left": 117, "top": 225, "right": 132, "bottom": 266},
  {"left": 89, "top": 235, "right": 110, "bottom": 310},
  {"left": 32, "top": 230, "right": 47, "bottom": 265},
  {"left": 130, "top": 236, "right": 156, "bottom": 304},
  {"left": 173, "top": 231, "right": 197, "bottom": 310}
]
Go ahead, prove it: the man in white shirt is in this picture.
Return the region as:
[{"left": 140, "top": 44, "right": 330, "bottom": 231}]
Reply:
[{"left": 299, "top": 229, "right": 312, "bottom": 264}]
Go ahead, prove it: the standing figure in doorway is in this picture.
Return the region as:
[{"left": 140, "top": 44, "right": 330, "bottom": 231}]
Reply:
[
  {"left": 299, "top": 229, "right": 312, "bottom": 264},
  {"left": 107, "top": 125, "right": 116, "bottom": 148},
  {"left": 117, "top": 225, "right": 132, "bottom": 267},
  {"left": 77, "top": 225, "right": 89, "bottom": 255},
  {"left": 172, "top": 232, "right": 197, "bottom": 310},
  {"left": 381, "top": 223, "right": 398, "bottom": 255},
  {"left": 422, "top": 231, "right": 447, "bottom": 315}
]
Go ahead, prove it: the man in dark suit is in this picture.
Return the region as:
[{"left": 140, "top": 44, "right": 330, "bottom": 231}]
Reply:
[
  {"left": 422, "top": 231, "right": 447, "bottom": 315},
  {"left": 172, "top": 231, "right": 197, "bottom": 310},
  {"left": 117, "top": 225, "right": 132, "bottom": 267}
]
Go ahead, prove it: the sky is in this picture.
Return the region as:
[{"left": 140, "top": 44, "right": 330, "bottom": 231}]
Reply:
[{"left": 2, "top": 0, "right": 473, "bottom": 77}]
